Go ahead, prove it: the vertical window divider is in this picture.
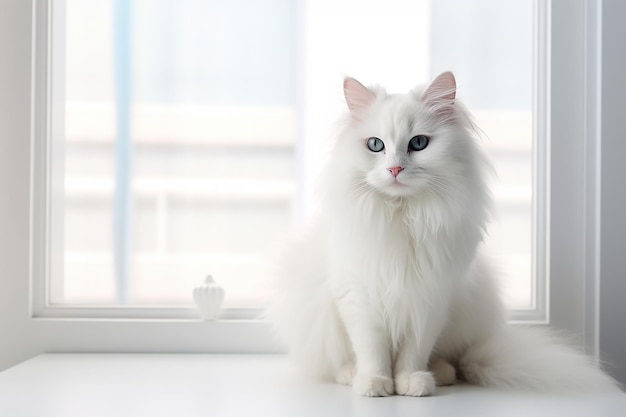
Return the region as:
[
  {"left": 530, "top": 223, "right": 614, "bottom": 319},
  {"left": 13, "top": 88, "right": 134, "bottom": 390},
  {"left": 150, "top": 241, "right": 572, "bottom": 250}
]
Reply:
[
  {"left": 30, "top": 0, "right": 49, "bottom": 317},
  {"left": 519, "top": 0, "right": 550, "bottom": 324},
  {"left": 32, "top": 0, "right": 67, "bottom": 315}
]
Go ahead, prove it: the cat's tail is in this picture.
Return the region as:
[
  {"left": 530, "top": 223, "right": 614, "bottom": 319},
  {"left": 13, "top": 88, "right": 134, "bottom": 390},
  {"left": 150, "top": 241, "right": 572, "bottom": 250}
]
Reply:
[
  {"left": 459, "top": 324, "right": 621, "bottom": 393},
  {"left": 264, "top": 226, "right": 352, "bottom": 381}
]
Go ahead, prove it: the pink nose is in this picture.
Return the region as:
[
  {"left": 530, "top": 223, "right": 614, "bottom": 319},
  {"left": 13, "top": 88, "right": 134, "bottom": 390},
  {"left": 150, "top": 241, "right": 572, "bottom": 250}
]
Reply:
[{"left": 387, "top": 166, "right": 404, "bottom": 178}]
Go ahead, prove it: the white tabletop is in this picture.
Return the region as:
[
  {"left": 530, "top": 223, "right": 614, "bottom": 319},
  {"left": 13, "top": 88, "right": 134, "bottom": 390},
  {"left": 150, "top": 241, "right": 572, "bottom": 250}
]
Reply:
[{"left": 0, "top": 354, "right": 624, "bottom": 417}]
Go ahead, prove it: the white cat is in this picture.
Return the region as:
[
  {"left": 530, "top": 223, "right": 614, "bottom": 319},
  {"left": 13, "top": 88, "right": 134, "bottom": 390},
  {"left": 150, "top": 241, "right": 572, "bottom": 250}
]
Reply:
[{"left": 267, "top": 72, "right": 619, "bottom": 396}]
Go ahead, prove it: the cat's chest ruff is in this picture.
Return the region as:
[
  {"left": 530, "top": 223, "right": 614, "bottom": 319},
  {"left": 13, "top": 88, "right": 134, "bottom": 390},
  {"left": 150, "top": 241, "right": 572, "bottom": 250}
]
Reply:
[
  {"left": 378, "top": 199, "right": 459, "bottom": 269},
  {"left": 360, "top": 208, "right": 433, "bottom": 268},
  {"left": 375, "top": 202, "right": 433, "bottom": 245},
  {"left": 330, "top": 193, "right": 455, "bottom": 273}
]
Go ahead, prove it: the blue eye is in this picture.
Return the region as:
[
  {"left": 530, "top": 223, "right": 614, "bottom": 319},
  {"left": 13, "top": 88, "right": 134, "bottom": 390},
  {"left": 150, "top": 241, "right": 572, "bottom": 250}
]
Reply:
[
  {"left": 367, "top": 137, "right": 385, "bottom": 152},
  {"left": 408, "top": 135, "right": 429, "bottom": 151}
]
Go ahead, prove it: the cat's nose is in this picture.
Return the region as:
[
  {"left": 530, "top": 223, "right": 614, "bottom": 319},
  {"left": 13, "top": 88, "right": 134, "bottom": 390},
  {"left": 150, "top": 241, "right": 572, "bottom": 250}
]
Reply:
[{"left": 387, "top": 166, "right": 404, "bottom": 178}]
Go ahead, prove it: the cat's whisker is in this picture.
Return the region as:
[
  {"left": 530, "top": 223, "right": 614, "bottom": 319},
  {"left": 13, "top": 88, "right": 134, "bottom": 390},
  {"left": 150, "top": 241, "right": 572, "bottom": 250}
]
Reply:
[{"left": 350, "top": 178, "right": 375, "bottom": 200}]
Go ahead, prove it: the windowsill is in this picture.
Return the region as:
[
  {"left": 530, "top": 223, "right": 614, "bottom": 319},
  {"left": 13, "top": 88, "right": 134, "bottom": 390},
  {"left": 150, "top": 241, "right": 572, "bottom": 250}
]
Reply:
[{"left": 0, "top": 354, "right": 624, "bottom": 417}]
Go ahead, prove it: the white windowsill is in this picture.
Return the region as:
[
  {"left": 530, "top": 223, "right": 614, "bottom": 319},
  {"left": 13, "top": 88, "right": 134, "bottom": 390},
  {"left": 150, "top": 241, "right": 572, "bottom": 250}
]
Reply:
[{"left": 0, "top": 354, "right": 624, "bottom": 417}]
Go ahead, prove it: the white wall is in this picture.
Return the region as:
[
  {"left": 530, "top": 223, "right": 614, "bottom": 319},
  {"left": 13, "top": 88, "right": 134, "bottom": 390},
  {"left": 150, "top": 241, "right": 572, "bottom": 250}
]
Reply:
[
  {"left": 0, "top": 0, "right": 38, "bottom": 371},
  {"left": 599, "top": 0, "right": 626, "bottom": 385}
]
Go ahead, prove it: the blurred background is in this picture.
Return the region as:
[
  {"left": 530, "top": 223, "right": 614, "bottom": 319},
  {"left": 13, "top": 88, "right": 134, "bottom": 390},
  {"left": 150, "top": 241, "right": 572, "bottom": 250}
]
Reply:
[{"left": 56, "top": 0, "right": 533, "bottom": 310}]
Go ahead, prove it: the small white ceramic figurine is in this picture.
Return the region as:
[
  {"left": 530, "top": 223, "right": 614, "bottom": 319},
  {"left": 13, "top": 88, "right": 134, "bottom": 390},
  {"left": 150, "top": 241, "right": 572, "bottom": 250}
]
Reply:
[{"left": 193, "top": 275, "right": 224, "bottom": 320}]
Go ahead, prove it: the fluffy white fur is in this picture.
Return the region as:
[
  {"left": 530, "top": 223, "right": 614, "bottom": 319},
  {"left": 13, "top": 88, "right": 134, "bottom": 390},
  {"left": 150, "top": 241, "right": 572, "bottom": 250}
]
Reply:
[{"left": 267, "top": 72, "right": 619, "bottom": 396}]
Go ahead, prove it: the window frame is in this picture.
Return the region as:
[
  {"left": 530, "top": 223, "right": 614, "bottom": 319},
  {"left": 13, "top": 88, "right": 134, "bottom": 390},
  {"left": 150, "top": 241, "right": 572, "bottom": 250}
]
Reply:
[
  {"left": 24, "top": 0, "right": 280, "bottom": 355},
  {"left": 32, "top": 0, "right": 297, "bottom": 319},
  {"left": 33, "top": 0, "right": 546, "bottom": 322},
  {"left": 1, "top": 0, "right": 620, "bottom": 367}
]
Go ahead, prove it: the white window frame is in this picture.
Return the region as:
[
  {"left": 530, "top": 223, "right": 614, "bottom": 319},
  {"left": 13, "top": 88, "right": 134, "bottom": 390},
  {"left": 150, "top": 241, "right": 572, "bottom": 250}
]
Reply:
[
  {"left": 30, "top": 0, "right": 548, "bottom": 322},
  {"left": 2, "top": 0, "right": 625, "bottom": 373}
]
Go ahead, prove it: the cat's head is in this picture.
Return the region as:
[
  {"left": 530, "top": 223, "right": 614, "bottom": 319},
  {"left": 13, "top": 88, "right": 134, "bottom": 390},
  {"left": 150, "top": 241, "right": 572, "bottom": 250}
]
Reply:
[{"left": 338, "top": 72, "right": 482, "bottom": 201}]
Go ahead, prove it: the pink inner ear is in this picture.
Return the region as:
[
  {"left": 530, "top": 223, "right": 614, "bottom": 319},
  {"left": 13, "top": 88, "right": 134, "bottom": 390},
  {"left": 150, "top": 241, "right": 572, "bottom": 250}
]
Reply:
[
  {"left": 344, "top": 77, "right": 375, "bottom": 118},
  {"left": 421, "top": 71, "right": 456, "bottom": 106}
]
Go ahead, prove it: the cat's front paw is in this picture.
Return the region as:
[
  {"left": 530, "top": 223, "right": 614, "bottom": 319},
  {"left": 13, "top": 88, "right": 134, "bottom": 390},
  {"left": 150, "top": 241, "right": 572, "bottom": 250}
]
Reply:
[
  {"left": 394, "top": 371, "right": 436, "bottom": 397},
  {"left": 352, "top": 373, "right": 394, "bottom": 397}
]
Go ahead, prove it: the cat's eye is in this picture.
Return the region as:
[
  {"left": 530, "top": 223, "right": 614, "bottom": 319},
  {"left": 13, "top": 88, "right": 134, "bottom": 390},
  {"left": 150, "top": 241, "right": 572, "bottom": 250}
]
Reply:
[
  {"left": 408, "top": 135, "right": 429, "bottom": 152},
  {"left": 367, "top": 137, "right": 385, "bottom": 152}
]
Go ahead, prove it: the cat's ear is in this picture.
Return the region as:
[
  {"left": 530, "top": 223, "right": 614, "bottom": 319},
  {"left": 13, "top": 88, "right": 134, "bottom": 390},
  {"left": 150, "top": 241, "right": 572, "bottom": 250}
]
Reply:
[
  {"left": 344, "top": 77, "right": 376, "bottom": 123},
  {"left": 421, "top": 71, "right": 456, "bottom": 112}
]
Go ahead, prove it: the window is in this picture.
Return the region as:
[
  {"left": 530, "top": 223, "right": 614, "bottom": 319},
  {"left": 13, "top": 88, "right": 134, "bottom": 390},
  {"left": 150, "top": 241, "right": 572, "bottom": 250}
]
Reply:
[
  {"left": 35, "top": 0, "right": 540, "bottom": 320},
  {"left": 4, "top": 0, "right": 625, "bottom": 378},
  {"left": 3, "top": 0, "right": 613, "bottom": 360},
  {"left": 54, "top": 0, "right": 297, "bottom": 309}
]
